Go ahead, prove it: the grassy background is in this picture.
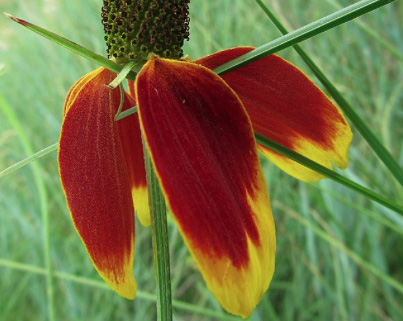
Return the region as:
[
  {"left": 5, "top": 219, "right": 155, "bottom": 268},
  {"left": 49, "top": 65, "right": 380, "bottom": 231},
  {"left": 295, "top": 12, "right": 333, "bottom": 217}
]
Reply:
[{"left": 0, "top": 0, "right": 402, "bottom": 320}]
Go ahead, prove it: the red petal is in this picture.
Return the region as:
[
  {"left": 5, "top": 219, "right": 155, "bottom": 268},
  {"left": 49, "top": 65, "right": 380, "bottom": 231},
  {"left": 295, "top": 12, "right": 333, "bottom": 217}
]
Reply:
[
  {"left": 136, "top": 57, "right": 275, "bottom": 317},
  {"left": 59, "top": 68, "right": 136, "bottom": 298},
  {"left": 195, "top": 47, "right": 352, "bottom": 181}
]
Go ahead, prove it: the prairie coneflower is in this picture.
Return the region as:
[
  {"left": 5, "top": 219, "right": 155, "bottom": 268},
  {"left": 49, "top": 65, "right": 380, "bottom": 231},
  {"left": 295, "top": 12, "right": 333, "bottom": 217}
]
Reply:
[{"left": 58, "top": 0, "right": 352, "bottom": 318}]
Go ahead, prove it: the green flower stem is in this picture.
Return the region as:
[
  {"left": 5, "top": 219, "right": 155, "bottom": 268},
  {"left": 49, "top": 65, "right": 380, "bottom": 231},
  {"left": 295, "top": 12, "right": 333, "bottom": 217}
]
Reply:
[
  {"left": 143, "top": 142, "right": 172, "bottom": 321},
  {"left": 214, "top": 0, "right": 396, "bottom": 75},
  {"left": 255, "top": 133, "right": 403, "bottom": 214},
  {"left": 254, "top": 0, "right": 403, "bottom": 187}
]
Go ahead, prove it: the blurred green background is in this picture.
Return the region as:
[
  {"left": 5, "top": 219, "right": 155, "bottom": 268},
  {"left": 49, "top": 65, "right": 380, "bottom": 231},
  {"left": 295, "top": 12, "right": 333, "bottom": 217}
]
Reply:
[{"left": 0, "top": 0, "right": 402, "bottom": 320}]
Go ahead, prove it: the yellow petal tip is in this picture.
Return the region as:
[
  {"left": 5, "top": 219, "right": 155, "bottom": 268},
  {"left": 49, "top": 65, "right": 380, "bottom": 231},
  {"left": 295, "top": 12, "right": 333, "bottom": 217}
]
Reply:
[
  {"left": 132, "top": 187, "right": 151, "bottom": 227},
  {"left": 103, "top": 270, "right": 137, "bottom": 300}
]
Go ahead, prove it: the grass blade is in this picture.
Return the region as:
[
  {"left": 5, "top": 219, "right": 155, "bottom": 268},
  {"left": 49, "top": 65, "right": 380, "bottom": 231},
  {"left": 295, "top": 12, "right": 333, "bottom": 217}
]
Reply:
[{"left": 0, "top": 143, "right": 58, "bottom": 178}]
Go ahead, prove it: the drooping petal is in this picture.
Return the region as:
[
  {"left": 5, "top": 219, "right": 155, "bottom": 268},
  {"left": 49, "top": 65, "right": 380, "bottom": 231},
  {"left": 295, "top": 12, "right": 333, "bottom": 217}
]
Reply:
[
  {"left": 136, "top": 57, "right": 276, "bottom": 318},
  {"left": 117, "top": 94, "right": 150, "bottom": 227},
  {"left": 195, "top": 47, "right": 353, "bottom": 182},
  {"left": 59, "top": 67, "right": 137, "bottom": 299}
]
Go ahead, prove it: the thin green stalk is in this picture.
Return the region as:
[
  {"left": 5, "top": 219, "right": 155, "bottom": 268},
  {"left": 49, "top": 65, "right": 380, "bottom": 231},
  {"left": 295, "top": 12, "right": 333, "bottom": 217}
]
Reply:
[
  {"left": 0, "top": 95, "right": 54, "bottom": 321},
  {"left": 115, "top": 105, "right": 138, "bottom": 121},
  {"left": 0, "top": 259, "right": 239, "bottom": 321},
  {"left": 108, "top": 60, "right": 142, "bottom": 89},
  {"left": 214, "top": 0, "right": 396, "bottom": 75},
  {"left": 143, "top": 143, "right": 172, "bottom": 321},
  {"left": 0, "top": 143, "right": 58, "bottom": 178},
  {"left": 114, "top": 84, "right": 126, "bottom": 120},
  {"left": 256, "top": 133, "right": 403, "bottom": 214},
  {"left": 254, "top": 0, "right": 403, "bottom": 187}
]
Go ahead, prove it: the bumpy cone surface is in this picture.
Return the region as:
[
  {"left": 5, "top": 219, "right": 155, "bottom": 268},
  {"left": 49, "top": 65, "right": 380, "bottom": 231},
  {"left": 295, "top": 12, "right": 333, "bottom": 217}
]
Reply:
[{"left": 102, "top": 0, "right": 190, "bottom": 63}]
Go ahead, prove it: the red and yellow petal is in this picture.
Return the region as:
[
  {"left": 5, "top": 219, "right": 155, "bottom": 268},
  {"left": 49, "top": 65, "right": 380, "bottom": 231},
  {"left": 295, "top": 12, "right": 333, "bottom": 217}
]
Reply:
[
  {"left": 135, "top": 57, "right": 276, "bottom": 318},
  {"left": 59, "top": 67, "right": 137, "bottom": 299},
  {"left": 195, "top": 47, "right": 353, "bottom": 182},
  {"left": 117, "top": 96, "right": 150, "bottom": 227}
]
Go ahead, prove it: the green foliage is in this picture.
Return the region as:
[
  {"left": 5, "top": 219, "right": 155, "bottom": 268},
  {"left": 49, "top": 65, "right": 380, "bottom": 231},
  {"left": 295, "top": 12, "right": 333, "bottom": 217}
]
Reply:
[{"left": 0, "top": 0, "right": 402, "bottom": 320}]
